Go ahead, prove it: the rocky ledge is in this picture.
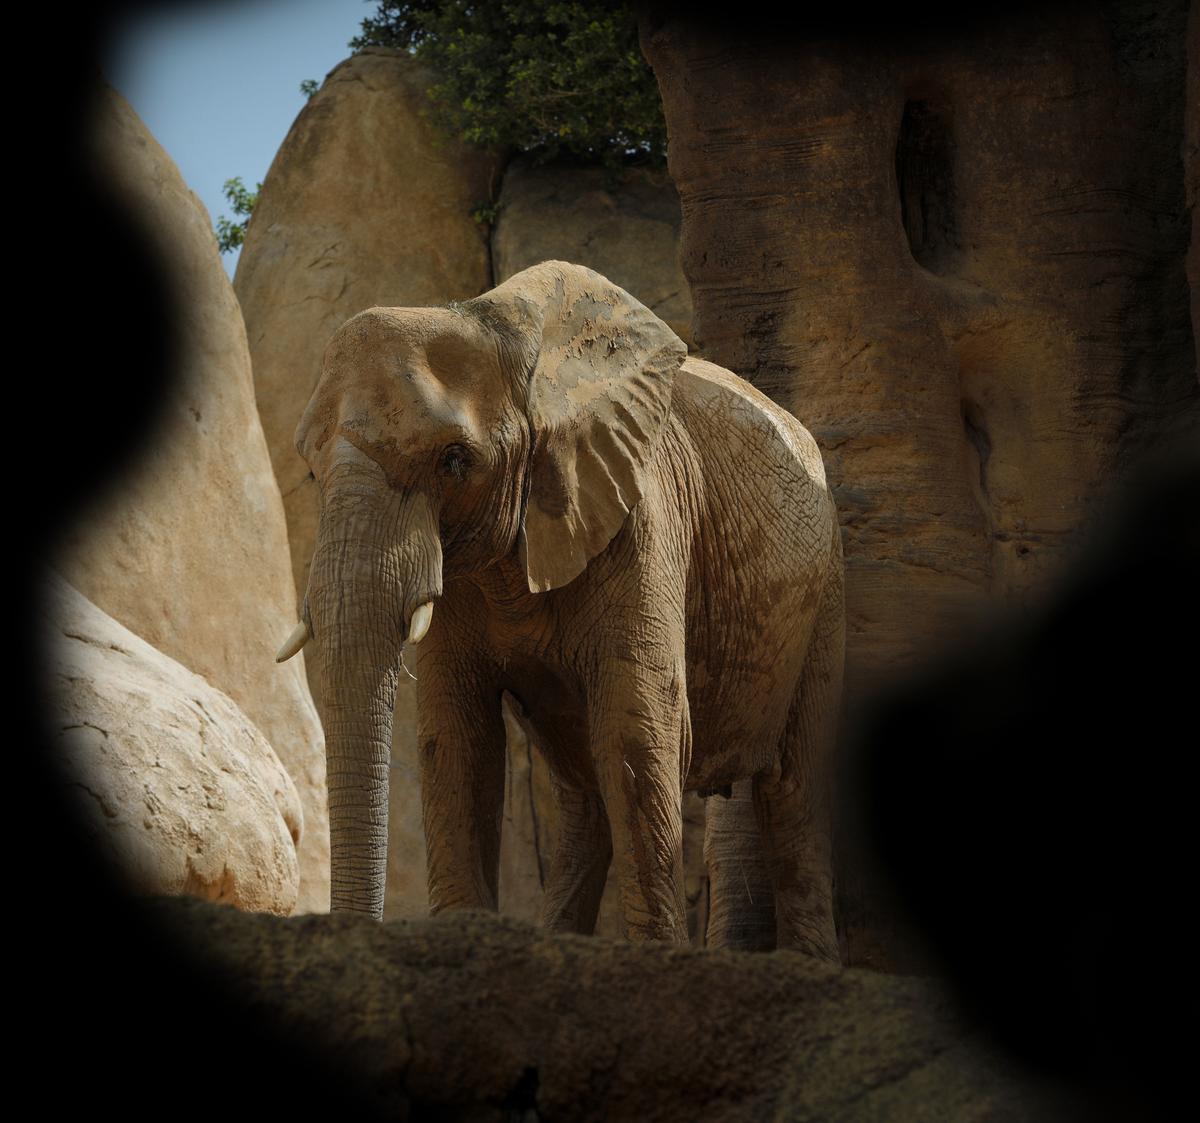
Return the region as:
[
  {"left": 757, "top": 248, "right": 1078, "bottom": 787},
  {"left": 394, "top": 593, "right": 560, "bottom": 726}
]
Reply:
[{"left": 141, "top": 896, "right": 1071, "bottom": 1121}]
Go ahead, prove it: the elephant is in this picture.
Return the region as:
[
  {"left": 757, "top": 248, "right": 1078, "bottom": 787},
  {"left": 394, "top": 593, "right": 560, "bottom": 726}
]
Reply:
[{"left": 277, "top": 260, "right": 844, "bottom": 958}]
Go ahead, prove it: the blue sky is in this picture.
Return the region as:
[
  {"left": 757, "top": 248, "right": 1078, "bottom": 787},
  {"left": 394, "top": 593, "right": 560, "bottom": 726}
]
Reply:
[{"left": 106, "top": 0, "right": 376, "bottom": 278}]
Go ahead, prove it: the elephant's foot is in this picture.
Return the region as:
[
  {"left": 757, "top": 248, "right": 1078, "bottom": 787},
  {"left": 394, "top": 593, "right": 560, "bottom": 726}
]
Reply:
[
  {"left": 618, "top": 899, "right": 690, "bottom": 944},
  {"left": 540, "top": 781, "right": 612, "bottom": 936},
  {"left": 771, "top": 874, "right": 839, "bottom": 962},
  {"left": 704, "top": 777, "right": 776, "bottom": 951},
  {"left": 753, "top": 772, "right": 839, "bottom": 963}
]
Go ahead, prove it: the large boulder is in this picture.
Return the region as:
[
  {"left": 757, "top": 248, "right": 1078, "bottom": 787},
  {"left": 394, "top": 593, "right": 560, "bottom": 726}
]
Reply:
[
  {"left": 642, "top": 1, "right": 1200, "bottom": 966},
  {"left": 233, "top": 49, "right": 500, "bottom": 919},
  {"left": 492, "top": 156, "right": 693, "bottom": 345},
  {"left": 46, "top": 576, "right": 301, "bottom": 914},
  {"left": 54, "top": 85, "right": 328, "bottom": 910}
]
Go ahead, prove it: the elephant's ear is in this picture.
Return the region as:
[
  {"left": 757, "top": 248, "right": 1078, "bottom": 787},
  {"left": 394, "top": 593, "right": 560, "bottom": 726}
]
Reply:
[{"left": 469, "top": 261, "right": 687, "bottom": 593}]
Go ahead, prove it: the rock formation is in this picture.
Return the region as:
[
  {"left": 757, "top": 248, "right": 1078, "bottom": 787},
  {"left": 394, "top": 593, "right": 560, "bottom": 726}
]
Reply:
[
  {"left": 55, "top": 85, "right": 328, "bottom": 910},
  {"left": 146, "top": 896, "right": 1070, "bottom": 1121},
  {"left": 641, "top": 0, "right": 1200, "bottom": 966},
  {"left": 492, "top": 156, "right": 693, "bottom": 346},
  {"left": 46, "top": 576, "right": 301, "bottom": 914}
]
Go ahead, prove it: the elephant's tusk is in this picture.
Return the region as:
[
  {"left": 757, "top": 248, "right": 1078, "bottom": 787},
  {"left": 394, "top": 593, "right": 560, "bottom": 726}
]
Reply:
[
  {"left": 275, "top": 619, "right": 311, "bottom": 663},
  {"left": 407, "top": 601, "right": 434, "bottom": 645}
]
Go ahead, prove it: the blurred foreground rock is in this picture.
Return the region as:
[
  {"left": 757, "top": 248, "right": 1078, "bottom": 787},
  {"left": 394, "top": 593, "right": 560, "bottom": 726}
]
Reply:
[
  {"left": 57, "top": 84, "right": 328, "bottom": 909},
  {"left": 152, "top": 896, "right": 1069, "bottom": 1122},
  {"left": 1187, "top": 0, "right": 1199, "bottom": 375},
  {"left": 46, "top": 576, "right": 301, "bottom": 914}
]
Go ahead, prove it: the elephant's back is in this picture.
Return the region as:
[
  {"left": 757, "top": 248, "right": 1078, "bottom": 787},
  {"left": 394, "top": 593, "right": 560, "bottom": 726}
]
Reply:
[
  {"left": 672, "top": 357, "right": 832, "bottom": 528},
  {"left": 670, "top": 358, "right": 839, "bottom": 788},
  {"left": 674, "top": 358, "right": 827, "bottom": 485}
]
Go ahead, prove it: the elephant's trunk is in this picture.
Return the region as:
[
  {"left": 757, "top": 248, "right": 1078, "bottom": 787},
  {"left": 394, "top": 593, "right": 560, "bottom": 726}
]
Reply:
[{"left": 307, "top": 466, "right": 442, "bottom": 919}]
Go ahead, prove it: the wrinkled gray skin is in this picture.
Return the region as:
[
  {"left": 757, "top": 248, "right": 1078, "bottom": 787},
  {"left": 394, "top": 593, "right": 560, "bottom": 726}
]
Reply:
[{"left": 293, "top": 261, "right": 843, "bottom": 956}]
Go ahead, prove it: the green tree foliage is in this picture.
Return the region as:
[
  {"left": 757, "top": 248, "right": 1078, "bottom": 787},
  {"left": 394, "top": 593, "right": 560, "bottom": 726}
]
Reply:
[
  {"left": 215, "top": 177, "right": 261, "bottom": 255},
  {"left": 350, "top": 1, "right": 666, "bottom": 169},
  {"left": 300, "top": 79, "right": 319, "bottom": 99}
]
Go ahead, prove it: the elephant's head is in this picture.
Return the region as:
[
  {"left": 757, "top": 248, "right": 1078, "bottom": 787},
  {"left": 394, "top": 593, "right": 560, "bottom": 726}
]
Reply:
[{"left": 277, "top": 261, "right": 687, "bottom": 917}]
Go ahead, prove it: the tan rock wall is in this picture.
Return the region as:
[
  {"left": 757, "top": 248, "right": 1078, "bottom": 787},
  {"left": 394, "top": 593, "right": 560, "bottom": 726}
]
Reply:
[
  {"left": 642, "top": 2, "right": 1199, "bottom": 965},
  {"left": 47, "top": 576, "right": 302, "bottom": 914},
  {"left": 56, "top": 86, "right": 328, "bottom": 911}
]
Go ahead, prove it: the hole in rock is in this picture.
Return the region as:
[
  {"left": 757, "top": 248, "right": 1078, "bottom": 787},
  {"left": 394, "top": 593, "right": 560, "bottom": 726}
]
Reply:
[
  {"left": 501, "top": 1065, "right": 540, "bottom": 1120},
  {"left": 962, "top": 400, "right": 991, "bottom": 495},
  {"left": 896, "top": 96, "right": 960, "bottom": 273}
]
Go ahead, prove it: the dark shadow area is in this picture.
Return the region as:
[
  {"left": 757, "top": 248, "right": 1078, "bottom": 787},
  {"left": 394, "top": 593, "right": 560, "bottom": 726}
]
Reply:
[
  {"left": 637, "top": 0, "right": 1096, "bottom": 44},
  {"left": 895, "top": 95, "right": 960, "bottom": 274},
  {"left": 844, "top": 440, "right": 1200, "bottom": 1121}
]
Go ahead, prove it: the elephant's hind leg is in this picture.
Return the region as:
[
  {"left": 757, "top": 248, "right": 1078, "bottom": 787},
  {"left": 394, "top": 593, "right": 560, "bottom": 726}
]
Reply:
[
  {"left": 541, "top": 780, "right": 612, "bottom": 935},
  {"left": 754, "top": 573, "right": 844, "bottom": 963},
  {"left": 703, "top": 779, "right": 776, "bottom": 950}
]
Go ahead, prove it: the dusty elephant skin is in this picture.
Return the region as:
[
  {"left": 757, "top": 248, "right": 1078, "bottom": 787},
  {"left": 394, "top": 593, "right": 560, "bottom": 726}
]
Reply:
[
  {"left": 284, "top": 261, "right": 844, "bottom": 954},
  {"left": 144, "top": 896, "right": 1070, "bottom": 1122}
]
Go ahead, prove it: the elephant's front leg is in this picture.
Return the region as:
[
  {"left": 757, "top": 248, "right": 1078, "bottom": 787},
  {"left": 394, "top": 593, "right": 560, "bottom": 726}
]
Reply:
[
  {"left": 417, "top": 654, "right": 507, "bottom": 914},
  {"left": 589, "top": 657, "right": 691, "bottom": 943},
  {"left": 541, "top": 779, "right": 612, "bottom": 935}
]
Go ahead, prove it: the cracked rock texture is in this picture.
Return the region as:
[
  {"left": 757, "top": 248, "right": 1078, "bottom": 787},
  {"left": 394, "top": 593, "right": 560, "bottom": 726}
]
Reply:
[
  {"left": 46, "top": 576, "right": 302, "bottom": 914},
  {"left": 492, "top": 155, "right": 693, "bottom": 347},
  {"left": 234, "top": 50, "right": 499, "bottom": 920},
  {"left": 56, "top": 84, "right": 327, "bottom": 910},
  {"left": 642, "top": 0, "right": 1200, "bottom": 967},
  {"left": 152, "top": 896, "right": 1068, "bottom": 1122}
]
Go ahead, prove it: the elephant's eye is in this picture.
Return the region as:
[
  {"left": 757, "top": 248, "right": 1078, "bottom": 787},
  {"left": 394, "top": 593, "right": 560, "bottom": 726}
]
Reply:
[{"left": 439, "top": 444, "right": 471, "bottom": 481}]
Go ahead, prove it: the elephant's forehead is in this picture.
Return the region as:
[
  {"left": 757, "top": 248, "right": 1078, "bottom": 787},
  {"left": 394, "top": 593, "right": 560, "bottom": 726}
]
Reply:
[
  {"left": 341, "top": 373, "right": 475, "bottom": 443},
  {"left": 308, "top": 376, "right": 477, "bottom": 465},
  {"left": 324, "top": 306, "right": 501, "bottom": 398},
  {"left": 332, "top": 305, "right": 464, "bottom": 346}
]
